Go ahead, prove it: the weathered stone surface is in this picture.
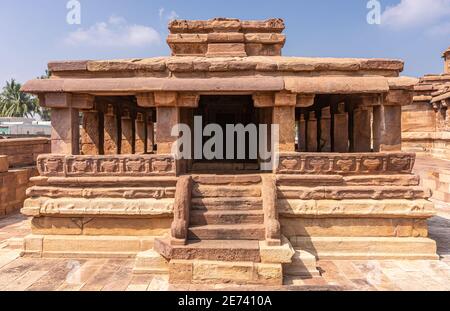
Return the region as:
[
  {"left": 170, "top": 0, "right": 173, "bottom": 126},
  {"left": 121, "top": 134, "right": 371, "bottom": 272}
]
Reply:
[
  {"left": 259, "top": 238, "right": 295, "bottom": 263},
  {"left": 133, "top": 249, "right": 169, "bottom": 274},
  {"left": 23, "top": 234, "right": 155, "bottom": 258},
  {"left": 0, "top": 156, "right": 8, "bottom": 173},
  {"left": 290, "top": 237, "right": 438, "bottom": 260},
  {"left": 282, "top": 217, "right": 429, "bottom": 239},
  {"left": 277, "top": 152, "right": 416, "bottom": 175},
  {"left": 278, "top": 199, "right": 435, "bottom": 218},
  {"left": 283, "top": 250, "right": 320, "bottom": 278},
  {"left": 22, "top": 197, "right": 174, "bottom": 217}
]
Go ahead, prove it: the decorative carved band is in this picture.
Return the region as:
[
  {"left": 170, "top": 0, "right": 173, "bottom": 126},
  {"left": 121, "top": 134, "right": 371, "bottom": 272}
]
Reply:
[
  {"left": 37, "top": 154, "right": 176, "bottom": 177},
  {"left": 277, "top": 152, "right": 415, "bottom": 175}
]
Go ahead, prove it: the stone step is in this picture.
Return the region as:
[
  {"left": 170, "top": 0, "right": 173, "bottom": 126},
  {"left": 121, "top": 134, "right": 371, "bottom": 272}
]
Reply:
[
  {"left": 191, "top": 197, "right": 263, "bottom": 211},
  {"left": 190, "top": 210, "right": 265, "bottom": 226},
  {"left": 154, "top": 239, "right": 261, "bottom": 262},
  {"left": 188, "top": 224, "right": 266, "bottom": 240},
  {"left": 170, "top": 260, "right": 282, "bottom": 285},
  {"left": 192, "top": 185, "right": 261, "bottom": 198},
  {"left": 192, "top": 174, "right": 262, "bottom": 186},
  {"left": 283, "top": 250, "right": 320, "bottom": 278}
]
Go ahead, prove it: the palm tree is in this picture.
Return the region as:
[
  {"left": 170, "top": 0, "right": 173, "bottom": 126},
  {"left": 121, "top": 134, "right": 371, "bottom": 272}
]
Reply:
[{"left": 0, "top": 79, "right": 39, "bottom": 118}]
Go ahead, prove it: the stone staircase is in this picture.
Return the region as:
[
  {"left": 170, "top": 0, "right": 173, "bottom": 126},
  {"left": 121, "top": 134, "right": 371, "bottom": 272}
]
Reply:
[
  {"left": 147, "top": 174, "right": 319, "bottom": 285},
  {"left": 188, "top": 174, "right": 265, "bottom": 242}
]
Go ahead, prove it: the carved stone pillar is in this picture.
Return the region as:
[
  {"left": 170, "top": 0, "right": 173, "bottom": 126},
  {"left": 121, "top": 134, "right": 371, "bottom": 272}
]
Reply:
[
  {"left": 352, "top": 106, "right": 372, "bottom": 152},
  {"left": 135, "top": 112, "right": 146, "bottom": 154},
  {"left": 80, "top": 110, "right": 101, "bottom": 155},
  {"left": 121, "top": 109, "right": 134, "bottom": 154},
  {"left": 373, "top": 105, "right": 402, "bottom": 152},
  {"left": 51, "top": 108, "right": 80, "bottom": 155},
  {"left": 273, "top": 93, "right": 296, "bottom": 152},
  {"left": 307, "top": 111, "right": 318, "bottom": 152},
  {"left": 298, "top": 113, "right": 307, "bottom": 152},
  {"left": 320, "top": 107, "right": 332, "bottom": 152},
  {"left": 156, "top": 107, "right": 180, "bottom": 154},
  {"left": 147, "top": 113, "right": 155, "bottom": 153},
  {"left": 334, "top": 103, "right": 349, "bottom": 152},
  {"left": 103, "top": 104, "right": 119, "bottom": 155}
]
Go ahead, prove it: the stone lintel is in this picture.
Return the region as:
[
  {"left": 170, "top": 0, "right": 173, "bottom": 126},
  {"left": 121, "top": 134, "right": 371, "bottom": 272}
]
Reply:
[
  {"left": 253, "top": 93, "right": 274, "bottom": 107},
  {"left": 43, "top": 93, "right": 72, "bottom": 108},
  {"left": 285, "top": 76, "right": 389, "bottom": 94},
  {"left": 42, "top": 93, "right": 94, "bottom": 109},
  {"left": 178, "top": 93, "right": 200, "bottom": 108},
  {"left": 275, "top": 92, "right": 297, "bottom": 107},
  {"left": 385, "top": 89, "right": 413, "bottom": 106},
  {"left": 154, "top": 92, "right": 178, "bottom": 107},
  {"left": 136, "top": 93, "right": 155, "bottom": 108},
  {"left": 296, "top": 94, "right": 316, "bottom": 108}
]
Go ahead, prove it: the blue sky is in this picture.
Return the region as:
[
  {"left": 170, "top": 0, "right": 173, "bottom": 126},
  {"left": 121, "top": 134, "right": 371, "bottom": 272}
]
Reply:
[{"left": 0, "top": 0, "right": 449, "bottom": 84}]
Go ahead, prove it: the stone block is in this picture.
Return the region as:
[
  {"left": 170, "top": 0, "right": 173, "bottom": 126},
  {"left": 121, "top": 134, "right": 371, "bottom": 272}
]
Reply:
[
  {"left": 284, "top": 250, "right": 320, "bottom": 278},
  {"left": 206, "top": 43, "right": 247, "bottom": 57},
  {"left": 259, "top": 238, "right": 295, "bottom": 263},
  {"left": 169, "top": 260, "right": 193, "bottom": 284},
  {"left": 254, "top": 263, "right": 283, "bottom": 286},
  {"left": 192, "top": 260, "right": 254, "bottom": 283},
  {"left": 0, "top": 156, "right": 8, "bottom": 173},
  {"left": 133, "top": 249, "right": 169, "bottom": 275}
]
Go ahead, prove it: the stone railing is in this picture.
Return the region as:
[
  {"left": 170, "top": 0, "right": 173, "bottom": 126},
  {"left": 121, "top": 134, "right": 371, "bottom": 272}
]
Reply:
[
  {"left": 170, "top": 176, "right": 193, "bottom": 246},
  {"left": 36, "top": 154, "right": 177, "bottom": 177},
  {"left": 262, "top": 175, "right": 281, "bottom": 246},
  {"left": 0, "top": 138, "right": 50, "bottom": 168},
  {"left": 277, "top": 152, "right": 415, "bottom": 175}
]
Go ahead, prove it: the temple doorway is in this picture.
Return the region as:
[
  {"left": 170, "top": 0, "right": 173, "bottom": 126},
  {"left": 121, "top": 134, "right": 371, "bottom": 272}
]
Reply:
[{"left": 190, "top": 95, "right": 268, "bottom": 172}]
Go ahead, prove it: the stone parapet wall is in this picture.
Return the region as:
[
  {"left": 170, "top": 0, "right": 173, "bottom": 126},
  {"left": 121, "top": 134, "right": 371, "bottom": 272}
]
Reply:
[
  {"left": 1, "top": 167, "right": 38, "bottom": 217},
  {"left": 0, "top": 138, "right": 50, "bottom": 168},
  {"left": 0, "top": 138, "right": 50, "bottom": 217}
]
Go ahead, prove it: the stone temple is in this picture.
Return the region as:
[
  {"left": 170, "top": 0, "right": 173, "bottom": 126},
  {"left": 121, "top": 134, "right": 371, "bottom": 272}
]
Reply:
[{"left": 20, "top": 18, "right": 438, "bottom": 285}]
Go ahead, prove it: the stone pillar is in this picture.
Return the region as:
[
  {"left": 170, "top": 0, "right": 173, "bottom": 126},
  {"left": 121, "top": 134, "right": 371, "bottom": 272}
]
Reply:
[
  {"left": 121, "top": 109, "right": 134, "bottom": 154},
  {"left": 373, "top": 105, "right": 402, "bottom": 152},
  {"left": 147, "top": 112, "right": 155, "bottom": 153},
  {"left": 51, "top": 108, "right": 80, "bottom": 155},
  {"left": 273, "top": 93, "right": 296, "bottom": 152},
  {"left": 80, "top": 110, "right": 101, "bottom": 155},
  {"left": 104, "top": 104, "right": 119, "bottom": 155},
  {"left": 307, "top": 111, "right": 318, "bottom": 152},
  {"left": 298, "top": 113, "right": 307, "bottom": 152},
  {"left": 156, "top": 107, "right": 180, "bottom": 154},
  {"left": 135, "top": 112, "right": 146, "bottom": 154},
  {"left": 352, "top": 106, "right": 372, "bottom": 152},
  {"left": 320, "top": 107, "right": 332, "bottom": 152},
  {"left": 334, "top": 103, "right": 349, "bottom": 152}
]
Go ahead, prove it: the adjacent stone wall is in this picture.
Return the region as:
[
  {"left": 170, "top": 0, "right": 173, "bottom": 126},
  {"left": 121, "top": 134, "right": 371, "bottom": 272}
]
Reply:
[
  {"left": 0, "top": 138, "right": 50, "bottom": 217},
  {"left": 0, "top": 138, "right": 50, "bottom": 168}
]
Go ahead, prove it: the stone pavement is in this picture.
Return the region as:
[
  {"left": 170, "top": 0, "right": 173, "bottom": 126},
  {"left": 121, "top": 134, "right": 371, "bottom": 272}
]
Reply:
[{"left": 0, "top": 210, "right": 449, "bottom": 291}]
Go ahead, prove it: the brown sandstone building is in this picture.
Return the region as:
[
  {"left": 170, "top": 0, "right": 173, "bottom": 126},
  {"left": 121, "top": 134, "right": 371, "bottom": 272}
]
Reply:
[
  {"left": 403, "top": 47, "right": 450, "bottom": 159},
  {"left": 20, "top": 19, "right": 438, "bottom": 285}
]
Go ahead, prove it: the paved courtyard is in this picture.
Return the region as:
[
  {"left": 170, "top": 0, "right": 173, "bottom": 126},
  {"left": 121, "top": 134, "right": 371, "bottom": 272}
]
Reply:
[{"left": 0, "top": 206, "right": 449, "bottom": 291}]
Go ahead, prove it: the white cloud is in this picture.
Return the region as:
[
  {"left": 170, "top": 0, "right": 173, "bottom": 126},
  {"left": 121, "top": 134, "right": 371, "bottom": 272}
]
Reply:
[
  {"left": 381, "top": 0, "right": 450, "bottom": 29},
  {"left": 167, "top": 11, "right": 179, "bottom": 22},
  {"left": 159, "top": 8, "right": 179, "bottom": 21},
  {"left": 65, "top": 16, "right": 161, "bottom": 48}
]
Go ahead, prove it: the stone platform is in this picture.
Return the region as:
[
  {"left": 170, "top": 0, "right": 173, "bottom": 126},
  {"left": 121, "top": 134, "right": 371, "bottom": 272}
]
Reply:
[{"left": 0, "top": 211, "right": 449, "bottom": 291}]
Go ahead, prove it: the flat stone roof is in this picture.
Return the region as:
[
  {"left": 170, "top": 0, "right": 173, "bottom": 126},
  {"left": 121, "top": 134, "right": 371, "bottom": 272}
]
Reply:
[{"left": 47, "top": 56, "right": 404, "bottom": 74}]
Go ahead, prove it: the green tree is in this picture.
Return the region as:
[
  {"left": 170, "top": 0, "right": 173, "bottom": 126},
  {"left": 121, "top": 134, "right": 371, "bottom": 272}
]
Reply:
[{"left": 0, "top": 79, "right": 39, "bottom": 118}]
